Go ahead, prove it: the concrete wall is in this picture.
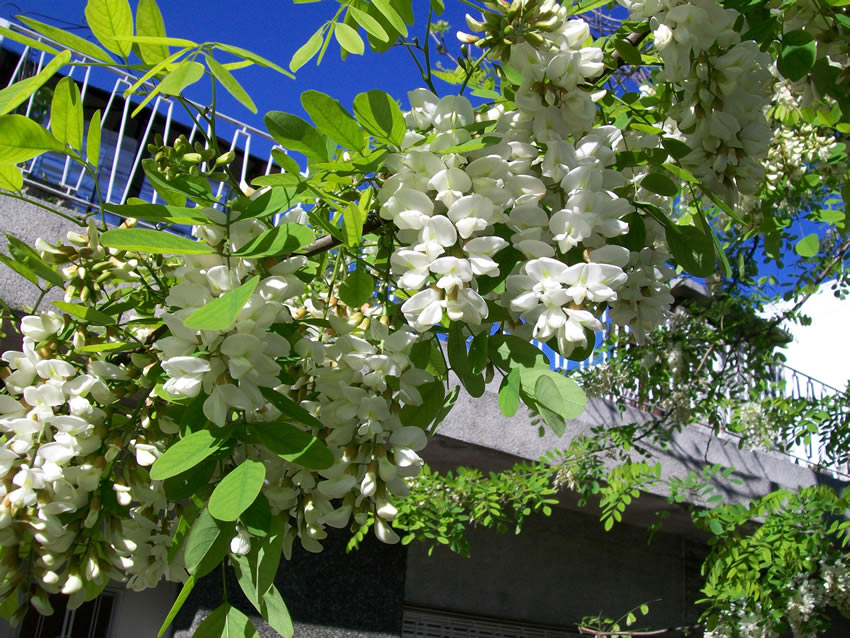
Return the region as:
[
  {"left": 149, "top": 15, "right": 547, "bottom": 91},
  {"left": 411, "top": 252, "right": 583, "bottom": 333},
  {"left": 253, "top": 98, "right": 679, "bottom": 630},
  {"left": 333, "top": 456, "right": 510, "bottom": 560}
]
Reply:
[
  {"left": 0, "top": 195, "right": 80, "bottom": 312},
  {"left": 405, "top": 505, "right": 702, "bottom": 632}
]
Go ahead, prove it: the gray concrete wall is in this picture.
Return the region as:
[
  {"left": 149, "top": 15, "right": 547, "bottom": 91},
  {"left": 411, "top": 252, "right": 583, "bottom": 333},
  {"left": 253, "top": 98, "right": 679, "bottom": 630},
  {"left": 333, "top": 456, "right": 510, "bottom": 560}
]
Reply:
[
  {"left": 433, "top": 380, "right": 845, "bottom": 516},
  {"left": 0, "top": 194, "right": 80, "bottom": 312},
  {"left": 405, "top": 505, "right": 703, "bottom": 634}
]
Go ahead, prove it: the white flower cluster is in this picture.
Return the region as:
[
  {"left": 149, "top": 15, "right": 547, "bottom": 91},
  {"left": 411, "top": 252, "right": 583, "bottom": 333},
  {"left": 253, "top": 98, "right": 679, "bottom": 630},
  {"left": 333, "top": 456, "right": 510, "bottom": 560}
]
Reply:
[
  {"left": 622, "top": 0, "right": 774, "bottom": 201},
  {"left": 385, "top": 10, "right": 675, "bottom": 351},
  {"left": 0, "top": 311, "right": 178, "bottom": 608},
  {"left": 159, "top": 211, "right": 433, "bottom": 554},
  {"left": 160, "top": 213, "right": 304, "bottom": 426},
  {"left": 764, "top": 81, "right": 839, "bottom": 190},
  {"left": 258, "top": 308, "right": 431, "bottom": 553}
]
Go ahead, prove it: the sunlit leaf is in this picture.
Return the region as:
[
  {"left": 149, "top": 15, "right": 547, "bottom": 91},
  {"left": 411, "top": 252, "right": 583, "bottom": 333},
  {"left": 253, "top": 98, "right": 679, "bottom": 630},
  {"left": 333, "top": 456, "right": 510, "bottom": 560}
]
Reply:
[
  {"left": 51, "top": 76, "right": 84, "bottom": 151},
  {"left": 208, "top": 460, "right": 267, "bottom": 522},
  {"left": 0, "top": 50, "right": 70, "bottom": 117},
  {"left": 135, "top": 0, "right": 169, "bottom": 63},
  {"left": 150, "top": 429, "right": 227, "bottom": 480},
  {"left": 0, "top": 115, "right": 63, "bottom": 164},
  {"left": 301, "top": 90, "right": 365, "bottom": 151},
  {"left": 101, "top": 228, "right": 216, "bottom": 254},
  {"left": 183, "top": 275, "right": 260, "bottom": 331},
  {"left": 85, "top": 0, "right": 134, "bottom": 57}
]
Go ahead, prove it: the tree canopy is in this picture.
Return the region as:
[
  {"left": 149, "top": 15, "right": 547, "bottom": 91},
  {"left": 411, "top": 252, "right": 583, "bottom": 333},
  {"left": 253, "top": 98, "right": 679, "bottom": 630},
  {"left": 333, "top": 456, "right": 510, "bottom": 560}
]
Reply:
[{"left": 0, "top": 0, "right": 848, "bottom": 636}]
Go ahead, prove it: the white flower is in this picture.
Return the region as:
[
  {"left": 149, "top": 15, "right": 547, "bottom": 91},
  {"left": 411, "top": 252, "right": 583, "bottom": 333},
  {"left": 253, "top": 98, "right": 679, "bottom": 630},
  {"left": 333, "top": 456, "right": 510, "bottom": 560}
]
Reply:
[{"left": 20, "top": 312, "right": 64, "bottom": 342}]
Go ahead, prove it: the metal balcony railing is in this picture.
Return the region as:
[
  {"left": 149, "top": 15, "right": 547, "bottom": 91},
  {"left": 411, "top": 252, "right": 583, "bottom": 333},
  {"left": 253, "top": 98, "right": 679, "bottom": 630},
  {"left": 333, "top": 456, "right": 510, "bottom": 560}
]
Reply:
[{"left": 0, "top": 18, "right": 285, "bottom": 230}]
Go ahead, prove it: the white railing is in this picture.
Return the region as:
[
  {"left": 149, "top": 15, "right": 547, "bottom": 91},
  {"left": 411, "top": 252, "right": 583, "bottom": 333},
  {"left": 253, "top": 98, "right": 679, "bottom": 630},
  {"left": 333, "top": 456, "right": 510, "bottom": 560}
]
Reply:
[{"left": 0, "top": 18, "right": 284, "bottom": 224}]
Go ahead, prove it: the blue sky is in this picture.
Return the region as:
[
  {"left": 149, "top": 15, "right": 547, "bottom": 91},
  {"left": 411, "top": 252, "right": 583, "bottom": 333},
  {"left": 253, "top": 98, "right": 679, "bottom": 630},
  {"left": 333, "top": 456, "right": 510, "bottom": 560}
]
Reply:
[{"left": 5, "top": 0, "right": 472, "bottom": 129}]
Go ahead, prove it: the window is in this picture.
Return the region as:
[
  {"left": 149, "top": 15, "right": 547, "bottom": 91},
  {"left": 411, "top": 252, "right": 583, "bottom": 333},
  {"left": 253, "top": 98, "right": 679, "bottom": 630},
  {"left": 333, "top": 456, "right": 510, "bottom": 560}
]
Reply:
[{"left": 17, "top": 590, "right": 116, "bottom": 638}]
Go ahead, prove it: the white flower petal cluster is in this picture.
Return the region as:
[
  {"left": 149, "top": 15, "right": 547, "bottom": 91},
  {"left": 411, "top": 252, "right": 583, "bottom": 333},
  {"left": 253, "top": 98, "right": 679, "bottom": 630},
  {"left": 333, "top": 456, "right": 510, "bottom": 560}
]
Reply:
[
  {"left": 0, "top": 311, "right": 179, "bottom": 603},
  {"left": 380, "top": 90, "right": 540, "bottom": 331},
  {"left": 157, "top": 219, "right": 305, "bottom": 427},
  {"left": 621, "top": 0, "right": 773, "bottom": 200},
  {"left": 236, "top": 308, "right": 432, "bottom": 553}
]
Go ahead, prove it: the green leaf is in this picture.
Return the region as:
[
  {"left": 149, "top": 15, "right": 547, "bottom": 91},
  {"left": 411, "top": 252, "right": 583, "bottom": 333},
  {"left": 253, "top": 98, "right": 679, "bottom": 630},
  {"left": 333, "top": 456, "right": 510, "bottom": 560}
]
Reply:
[
  {"left": 661, "top": 137, "right": 692, "bottom": 160},
  {"left": 518, "top": 368, "right": 586, "bottom": 420},
  {"left": 251, "top": 421, "right": 334, "bottom": 469},
  {"left": 641, "top": 172, "right": 679, "bottom": 197},
  {"left": 0, "top": 50, "right": 70, "bottom": 117},
  {"left": 206, "top": 54, "right": 257, "bottom": 114},
  {"left": 349, "top": 7, "right": 389, "bottom": 42},
  {"left": 141, "top": 158, "right": 215, "bottom": 205},
  {"left": 338, "top": 269, "right": 374, "bottom": 307},
  {"left": 184, "top": 275, "right": 260, "bottom": 331},
  {"left": 87, "top": 109, "right": 102, "bottom": 169},
  {"left": 209, "top": 459, "right": 267, "bottom": 522},
  {"left": 301, "top": 90, "right": 365, "bottom": 152},
  {"left": 5, "top": 233, "right": 65, "bottom": 286},
  {"left": 490, "top": 334, "right": 548, "bottom": 370},
  {"left": 150, "top": 429, "right": 227, "bottom": 481},
  {"left": 103, "top": 202, "right": 210, "bottom": 225},
  {"left": 334, "top": 21, "right": 365, "bottom": 55},
  {"left": 400, "top": 381, "right": 445, "bottom": 428},
  {"left": 52, "top": 301, "right": 116, "bottom": 326},
  {"left": 50, "top": 76, "right": 84, "bottom": 151},
  {"left": 498, "top": 367, "right": 521, "bottom": 417},
  {"left": 666, "top": 224, "right": 716, "bottom": 277},
  {"left": 252, "top": 516, "right": 284, "bottom": 598},
  {"left": 157, "top": 574, "right": 195, "bottom": 638},
  {"left": 0, "top": 252, "right": 38, "bottom": 285},
  {"left": 0, "top": 165, "right": 22, "bottom": 192},
  {"left": 448, "top": 322, "right": 484, "bottom": 398},
  {"left": 135, "top": 0, "right": 169, "bottom": 63},
  {"left": 85, "top": 0, "right": 134, "bottom": 57},
  {"left": 0, "top": 24, "right": 59, "bottom": 56},
  {"left": 613, "top": 38, "right": 642, "bottom": 66},
  {"left": 233, "top": 223, "right": 313, "bottom": 258},
  {"left": 0, "top": 114, "right": 63, "bottom": 164},
  {"left": 265, "top": 111, "right": 329, "bottom": 163},
  {"left": 259, "top": 387, "right": 325, "bottom": 430},
  {"left": 372, "top": 0, "right": 408, "bottom": 37},
  {"left": 163, "top": 457, "right": 216, "bottom": 500},
  {"left": 240, "top": 184, "right": 303, "bottom": 219},
  {"left": 289, "top": 27, "right": 324, "bottom": 72},
  {"left": 342, "top": 202, "right": 366, "bottom": 248},
  {"left": 18, "top": 16, "right": 113, "bottom": 63},
  {"left": 194, "top": 604, "right": 227, "bottom": 638},
  {"left": 778, "top": 29, "right": 817, "bottom": 82},
  {"left": 258, "top": 586, "right": 294, "bottom": 638},
  {"left": 468, "top": 331, "right": 488, "bottom": 375},
  {"left": 101, "top": 228, "right": 214, "bottom": 254},
  {"left": 534, "top": 375, "right": 566, "bottom": 436},
  {"left": 194, "top": 604, "right": 258, "bottom": 638},
  {"left": 708, "top": 519, "right": 723, "bottom": 535},
  {"left": 214, "top": 43, "right": 294, "bottom": 79},
  {"left": 184, "top": 509, "right": 235, "bottom": 578},
  {"left": 240, "top": 492, "right": 272, "bottom": 537},
  {"left": 352, "top": 90, "right": 406, "bottom": 147},
  {"left": 662, "top": 162, "right": 698, "bottom": 184},
  {"left": 158, "top": 60, "right": 205, "bottom": 96},
  {"left": 271, "top": 148, "right": 301, "bottom": 177},
  {"left": 795, "top": 233, "right": 820, "bottom": 257}
]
